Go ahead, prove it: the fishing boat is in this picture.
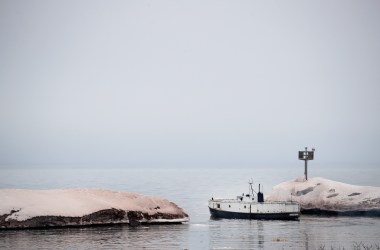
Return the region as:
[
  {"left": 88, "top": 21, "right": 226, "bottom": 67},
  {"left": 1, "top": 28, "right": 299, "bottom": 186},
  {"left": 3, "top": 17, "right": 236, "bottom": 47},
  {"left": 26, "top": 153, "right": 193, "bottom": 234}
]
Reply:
[{"left": 208, "top": 180, "right": 300, "bottom": 220}]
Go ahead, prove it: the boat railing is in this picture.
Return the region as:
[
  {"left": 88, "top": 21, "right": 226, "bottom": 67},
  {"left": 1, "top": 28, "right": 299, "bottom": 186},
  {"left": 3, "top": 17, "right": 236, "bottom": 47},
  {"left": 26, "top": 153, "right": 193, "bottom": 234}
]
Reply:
[{"left": 209, "top": 198, "right": 299, "bottom": 205}]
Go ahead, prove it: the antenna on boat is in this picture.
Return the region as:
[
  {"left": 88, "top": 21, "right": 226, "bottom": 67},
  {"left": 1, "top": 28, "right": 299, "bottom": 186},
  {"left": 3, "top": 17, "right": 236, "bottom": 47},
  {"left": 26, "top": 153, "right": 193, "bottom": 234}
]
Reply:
[
  {"left": 248, "top": 179, "right": 255, "bottom": 196},
  {"left": 248, "top": 179, "right": 253, "bottom": 185},
  {"left": 298, "top": 147, "right": 315, "bottom": 180}
]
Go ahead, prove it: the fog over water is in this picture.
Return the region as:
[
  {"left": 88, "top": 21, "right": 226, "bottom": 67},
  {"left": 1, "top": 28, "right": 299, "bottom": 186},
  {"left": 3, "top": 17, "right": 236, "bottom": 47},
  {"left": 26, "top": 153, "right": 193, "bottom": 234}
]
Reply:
[{"left": 1, "top": 0, "right": 380, "bottom": 169}]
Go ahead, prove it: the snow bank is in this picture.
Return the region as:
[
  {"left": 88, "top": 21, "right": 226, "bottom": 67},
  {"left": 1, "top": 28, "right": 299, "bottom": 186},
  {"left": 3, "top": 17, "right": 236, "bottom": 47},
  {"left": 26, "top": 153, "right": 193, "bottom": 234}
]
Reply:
[
  {"left": 266, "top": 177, "right": 380, "bottom": 215},
  {"left": 0, "top": 188, "right": 189, "bottom": 229}
]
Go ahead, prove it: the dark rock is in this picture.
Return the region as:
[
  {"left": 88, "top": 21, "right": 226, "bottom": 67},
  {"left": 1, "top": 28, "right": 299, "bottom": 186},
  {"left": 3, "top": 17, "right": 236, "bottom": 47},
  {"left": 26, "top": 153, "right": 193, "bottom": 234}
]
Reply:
[
  {"left": 0, "top": 208, "right": 188, "bottom": 229},
  {"left": 348, "top": 192, "right": 361, "bottom": 197},
  {"left": 326, "top": 193, "right": 339, "bottom": 198},
  {"left": 295, "top": 187, "right": 314, "bottom": 196},
  {"left": 301, "top": 208, "right": 380, "bottom": 217}
]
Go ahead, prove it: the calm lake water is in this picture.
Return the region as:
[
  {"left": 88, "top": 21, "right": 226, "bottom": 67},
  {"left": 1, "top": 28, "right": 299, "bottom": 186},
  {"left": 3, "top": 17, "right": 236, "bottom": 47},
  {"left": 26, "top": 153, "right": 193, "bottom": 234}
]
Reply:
[{"left": 0, "top": 166, "right": 379, "bottom": 249}]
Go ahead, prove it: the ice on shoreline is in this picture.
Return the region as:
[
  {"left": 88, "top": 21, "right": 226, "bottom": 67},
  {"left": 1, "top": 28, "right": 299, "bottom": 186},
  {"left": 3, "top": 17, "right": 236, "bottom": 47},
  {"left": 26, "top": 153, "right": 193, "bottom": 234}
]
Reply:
[
  {"left": 0, "top": 188, "right": 189, "bottom": 228},
  {"left": 267, "top": 177, "right": 380, "bottom": 214}
]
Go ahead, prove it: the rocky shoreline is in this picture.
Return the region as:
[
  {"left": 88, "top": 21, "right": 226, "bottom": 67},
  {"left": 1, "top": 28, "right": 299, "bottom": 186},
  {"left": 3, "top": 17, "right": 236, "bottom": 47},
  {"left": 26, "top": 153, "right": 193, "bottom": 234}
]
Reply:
[
  {"left": 0, "top": 189, "right": 189, "bottom": 229},
  {"left": 300, "top": 208, "right": 380, "bottom": 216},
  {"left": 267, "top": 176, "right": 380, "bottom": 216}
]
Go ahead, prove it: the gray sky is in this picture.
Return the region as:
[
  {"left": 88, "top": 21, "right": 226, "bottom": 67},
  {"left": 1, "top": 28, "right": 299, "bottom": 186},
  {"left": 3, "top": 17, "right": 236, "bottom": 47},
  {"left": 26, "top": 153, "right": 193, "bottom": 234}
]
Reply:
[{"left": 1, "top": 0, "right": 379, "bottom": 168}]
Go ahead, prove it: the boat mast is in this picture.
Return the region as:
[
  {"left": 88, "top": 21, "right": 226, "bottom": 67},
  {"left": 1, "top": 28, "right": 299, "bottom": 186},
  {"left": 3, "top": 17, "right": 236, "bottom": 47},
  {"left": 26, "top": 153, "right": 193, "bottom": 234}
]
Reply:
[{"left": 248, "top": 179, "right": 254, "bottom": 197}]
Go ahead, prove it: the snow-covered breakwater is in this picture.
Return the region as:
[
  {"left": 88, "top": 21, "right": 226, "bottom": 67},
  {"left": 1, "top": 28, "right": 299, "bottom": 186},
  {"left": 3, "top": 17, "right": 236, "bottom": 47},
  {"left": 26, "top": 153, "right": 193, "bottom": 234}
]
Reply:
[
  {"left": 0, "top": 189, "right": 189, "bottom": 229},
  {"left": 267, "top": 177, "right": 380, "bottom": 216}
]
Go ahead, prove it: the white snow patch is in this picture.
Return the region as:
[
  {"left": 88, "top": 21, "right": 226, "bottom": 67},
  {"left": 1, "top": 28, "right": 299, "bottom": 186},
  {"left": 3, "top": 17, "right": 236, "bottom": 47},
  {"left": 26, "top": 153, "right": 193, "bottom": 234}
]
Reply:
[
  {"left": 267, "top": 177, "right": 380, "bottom": 212},
  {"left": 0, "top": 188, "right": 189, "bottom": 222}
]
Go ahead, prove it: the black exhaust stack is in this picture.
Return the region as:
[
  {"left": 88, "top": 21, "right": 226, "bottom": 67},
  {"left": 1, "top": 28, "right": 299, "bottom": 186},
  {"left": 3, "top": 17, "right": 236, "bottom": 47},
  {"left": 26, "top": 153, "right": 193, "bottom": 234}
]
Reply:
[{"left": 258, "top": 184, "right": 264, "bottom": 202}]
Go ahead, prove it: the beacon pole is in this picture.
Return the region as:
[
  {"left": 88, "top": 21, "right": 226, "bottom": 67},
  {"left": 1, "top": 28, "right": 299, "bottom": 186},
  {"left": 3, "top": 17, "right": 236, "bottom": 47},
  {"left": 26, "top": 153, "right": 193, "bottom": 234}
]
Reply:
[{"left": 304, "top": 150, "right": 307, "bottom": 180}]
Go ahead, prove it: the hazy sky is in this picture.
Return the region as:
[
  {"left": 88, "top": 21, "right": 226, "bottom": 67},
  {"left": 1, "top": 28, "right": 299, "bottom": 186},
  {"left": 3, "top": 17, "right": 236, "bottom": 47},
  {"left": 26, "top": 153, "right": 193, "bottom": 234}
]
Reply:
[{"left": 1, "top": 0, "right": 379, "bottom": 168}]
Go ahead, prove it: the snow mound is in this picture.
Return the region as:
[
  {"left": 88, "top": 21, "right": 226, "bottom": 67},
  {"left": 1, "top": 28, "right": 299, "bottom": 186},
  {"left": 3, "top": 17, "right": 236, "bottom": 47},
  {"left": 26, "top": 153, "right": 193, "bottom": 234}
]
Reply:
[
  {"left": 0, "top": 188, "right": 189, "bottom": 228},
  {"left": 266, "top": 177, "right": 380, "bottom": 215}
]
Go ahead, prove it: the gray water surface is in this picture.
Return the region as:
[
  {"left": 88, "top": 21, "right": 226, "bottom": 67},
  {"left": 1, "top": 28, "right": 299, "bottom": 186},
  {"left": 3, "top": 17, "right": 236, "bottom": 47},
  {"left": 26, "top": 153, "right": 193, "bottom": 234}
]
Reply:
[{"left": 1, "top": 166, "right": 379, "bottom": 249}]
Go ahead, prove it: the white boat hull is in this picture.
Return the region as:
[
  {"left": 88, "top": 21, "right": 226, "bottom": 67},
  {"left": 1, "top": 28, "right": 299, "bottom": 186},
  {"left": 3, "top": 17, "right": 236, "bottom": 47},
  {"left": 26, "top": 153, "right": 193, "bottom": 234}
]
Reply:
[{"left": 208, "top": 200, "right": 300, "bottom": 220}]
